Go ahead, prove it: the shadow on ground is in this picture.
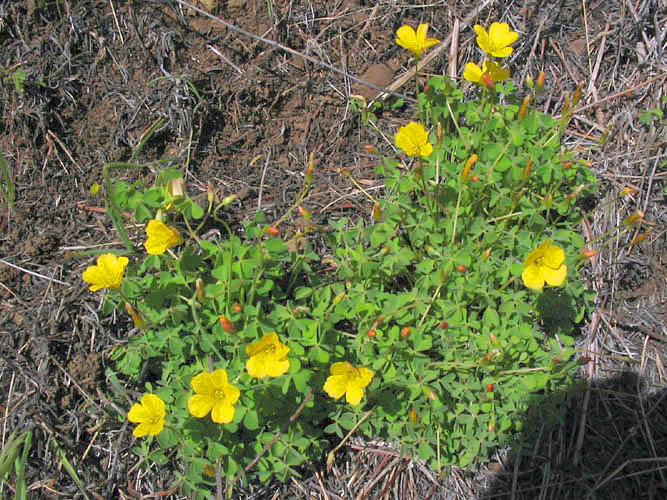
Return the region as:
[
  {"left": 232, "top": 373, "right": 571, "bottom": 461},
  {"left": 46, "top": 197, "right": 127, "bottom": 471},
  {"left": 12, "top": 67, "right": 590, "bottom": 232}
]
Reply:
[{"left": 477, "top": 372, "right": 667, "bottom": 500}]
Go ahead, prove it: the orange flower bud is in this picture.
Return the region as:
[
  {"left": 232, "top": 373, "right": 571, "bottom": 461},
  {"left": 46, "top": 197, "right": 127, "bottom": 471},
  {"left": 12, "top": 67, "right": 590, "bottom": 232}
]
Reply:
[
  {"left": 631, "top": 228, "right": 653, "bottom": 245},
  {"left": 439, "top": 321, "right": 448, "bottom": 329},
  {"left": 363, "top": 144, "right": 378, "bottom": 155},
  {"left": 367, "top": 329, "right": 377, "bottom": 338},
  {"left": 489, "top": 332, "right": 500, "bottom": 347},
  {"left": 266, "top": 226, "right": 280, "bottom": 235},
  {"left": 620, "top": 186, "right": 637, "bottom": 197},
  {"left": 373, "top": 315, "right": 386, "bottom": 328},
  {"left": 427, "top": 391, "right": 437, "bottom": 401},
  {"left": 461, "top": 154, "right": 478, "bottom": 181},
  {"left": 457, "top": 264, "right": 467, "bottom": 273},
  {"left": 125, "top": 302, "right": 146, "bottom": 329},
  {"left": 482, "top": 73, "right": 495, "bottom": 89},
  {"left": 219, "top": 315, "right": 236, "bottom": 334},
  {"left": 581, "top": 250, "right": 598, "bottom": 258},
  {"left": 536, "top": 71, "right": 545, "bottom": 91},
  {"left": 297, "top": 205, "right": 311, "bottom": 221},
  {"left": 400, "top": 327, "right": 411, "bottom": 339},
  {"left": 232, "top": 303, "right": 242, "bottom": 313},
  {"left": 471, "top": 175, "right": 480, "bottom": 182},
  {"left": 409, "top": 407, "right": 418, "bottom": 424},
  {"left": 488, "top": 421, "right": 496, "bottom": 432},
  {"left": 333, "top": 291, "right": 346, "bottom": 305},
  {"left": 523, "top": 158, "right": 533, "bottom": 179},
  {"left": 623, "top": 211, "right": 644, "bottom": 227},
  {"left": 372, "top": 202, "right": 382, "bottom": 222},
  {"left": 196, "top": 279, "right": 206, "bottom": 301},
  {"left": 564, "top": 161, "right": 573, "bottom": 169},
  {"left": 518, "top": 95, "right": 531, "bottom": 121},
  {"left": 483, "top": 248, "right": 492, "bottom": 259}
]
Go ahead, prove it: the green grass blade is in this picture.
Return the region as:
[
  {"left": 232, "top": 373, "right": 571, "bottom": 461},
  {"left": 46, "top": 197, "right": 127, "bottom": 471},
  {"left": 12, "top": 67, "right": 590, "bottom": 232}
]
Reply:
[{"left": 0, "top": 151, "right": 15, "bottom": 209}]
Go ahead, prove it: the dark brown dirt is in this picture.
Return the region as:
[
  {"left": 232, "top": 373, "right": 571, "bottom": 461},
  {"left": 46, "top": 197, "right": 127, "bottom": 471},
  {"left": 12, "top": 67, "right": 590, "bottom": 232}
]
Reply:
[{"left": 0, "top": 0, "right": 665, "bottom": 499}]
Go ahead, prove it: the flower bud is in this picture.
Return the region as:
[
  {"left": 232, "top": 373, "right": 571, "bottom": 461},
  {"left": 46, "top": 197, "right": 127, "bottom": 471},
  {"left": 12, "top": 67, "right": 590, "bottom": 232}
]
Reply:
[
  {"left": 90, "top": 183, "right": 101, "bottom": 195},
  {"left": 572, "top": 86, "right": 583, "bottom": 106},
  {"left": 543, "top": 192, "right": 553, "bottom": 208},
  {"left": 367, "top": 329, "right": 377, "bottom": 338},
  {"left": 482, "top": 73, "right": 495, "bottom": 89},
  {"left": 372, "top": 202, "right": 382, "bottom": 222},
  {"left": 523, "top": 158, "right": 533, "bottom": 179},
  {"left": 266, "top": 226, "right": 280, "bottom": 235},
  {"left": 333, "top": 291, "right": 346, "bottom": 305},
  {"left": 483, "top": 248, "right": 492, "bottom": 259},
  {"left": 436, "top": 121, "right": 443, "bottom": 147},
  {"left": 297, "top": 205, "right": 311, "bottom": 221},
  {"left": 489, "top": 333, "right": 500, "bottom": 348},
  {"left": 471, "top": 175, "right": 480, "bottom": 182},
  {"left": 461, "top": 154, "right": 478, "bottom": 181},
  {"left": 373, "top": 315, "right": 386, "bottom": 328},
  {"left": 232, "top": 303, "right": 242, "bottom": 313},
  {"left": 221, "top": 194, "right": 237, "bottom": 206},
  {"left": 125, "top": 302, "right": 146, "bottom": 329},
  {"left": 207, "top": 184, "right": 215, "bottom": 204},
  {"left": 620, "top": 186, "right": 637, "bottom": 197},
  {"left": 196, "top": 279, "right": 206, "bottom": 301},
  {"left": 219, "top": 315, "right": 236, "bottom": 334},
  {"left": 400, "top": 327, "right": 411, "bottom": 339},
  {"left": 631, "top": 228, "right": 653, "bottom": 245},
  {"left": 305, "top": 152, "right": 315, "bottom": 187},
  {"left": 363, "top": 144, "right": 378, "bottom": 155},
  {"left": 623, "top": 211, "right": 644, "bottom": 227},
  {"left": 581, "top": 250, "right": 598, "bottom": 258},
  {"left": 526, "top": 74, "right": 534, "bottom": 88},
  {"left": 409, "top": 407, "right": 418, "bottom": 424},
  {"left": 167, "top": 177, "right": 185, "bottom": 198},
  {"left": 536, "top": 71, "right": 545, "bottom": 92},
  {"left": 518, "top": 95, "right": 531, "bottom": 121}
]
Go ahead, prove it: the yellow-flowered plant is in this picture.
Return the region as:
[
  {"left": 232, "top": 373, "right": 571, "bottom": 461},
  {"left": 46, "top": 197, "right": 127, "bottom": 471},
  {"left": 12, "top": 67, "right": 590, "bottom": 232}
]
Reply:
[
  {"left": 127, "top": 393, "right": 166, "bottom": 437},
  {"left": 323, "top": 362, "right": 374, "bottom": 405},
  {"left": 188, "top": 369, "right": 240, "bottom": 424},
  {"left": 144, "top": 219, "right": 183, "bottom": 255},
  {"left": 245, "top": 332, "right": 290, "bottom": 378},
  {"left": 474, "top": 22, "right": 518, "bottom": 58},
  {"left": 82, "top": 253, "right": 129, "bottom": 291},
  {"left": 395, "top": 23, "right": 439, "bottom": 58},
  {"left": 394, "top": 122, "right": 433, "bottom": 158},
  {"left": 463, "top": 60, "right": 510, "bottom": 86},
  {"left": 522, "top": 240, "right": 568, "bottom": 290}
]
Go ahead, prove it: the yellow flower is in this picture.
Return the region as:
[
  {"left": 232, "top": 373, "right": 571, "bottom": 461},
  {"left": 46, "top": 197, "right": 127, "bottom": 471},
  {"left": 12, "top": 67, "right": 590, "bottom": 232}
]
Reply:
[
  {"left": 144, "top": 219, "right": 183, "bottom": 255},
  {"left": 521, "top": 240, "right": 568, "bottom": 290},
  {"left": 395, "top": 122, "right": 433, "bottom": 158},
  {"left": 82, "top": 253, "right": 129, "bottom": 291},
  {"left": 323, "top": 362, "right": 374, "bottom": 405},
  {"left": 395, "top": 24, "right": 440, "bottom": 58},
  {"left": 127, "top": 394, "right": 165, "bottom": 437},
  {"left": 463, "top": 60, "right": 510, "bottom": 85},
  {"left": 245, "top": 332, "right": 290, "bottom": 378},
  {"left": 474, "top": 22, "right": 519, "bottom": 58},
  {"left": 188, "top": 369, "right": 240, "bottom": 424}
]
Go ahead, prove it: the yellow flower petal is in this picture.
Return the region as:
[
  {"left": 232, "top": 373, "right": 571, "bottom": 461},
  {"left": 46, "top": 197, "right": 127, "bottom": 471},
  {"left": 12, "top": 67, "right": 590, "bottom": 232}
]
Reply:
[
  {"left": 463, "top": 62, "right": 483, "bottom": 83},
  {"left": 127, "top": 394, "right": 165, "bottom": 437},
  {"left": 323, "top": 375, "right": 348, "bottom": 400},
  {"left": 188, "top": 394, "right": 215, "bottom": 418},
  {"left": 191, "top": 372, "right": 213, "bottom": 395},
  {"left": 144, "top": 219, "right": 183, "bottom": 255},
  {"left": 395, "top": 122, "right": 433, "bottom": 158},
  {"left": 474, "top": 22, "right": 518, "bottom": 58},
  {"left": 543, "top": 263, "right": 567, "bottom": 287},
  {"left": 521, "top": 264, "right": 544, "bottom": 290},
  {"left": 396, "top": 24, "right": 439, "bottom": 58},
  {"left": 82, "top": 254, "right": 129, "bottom": 291},
  {"left": 245, "top": 333, "right": 290, "bottom": 379},
  {"left": 346, "top": 385, "right": 364, "bottom": 405},
  {"left": 211, "top": 401, "right": 235, "bottom": 424}
]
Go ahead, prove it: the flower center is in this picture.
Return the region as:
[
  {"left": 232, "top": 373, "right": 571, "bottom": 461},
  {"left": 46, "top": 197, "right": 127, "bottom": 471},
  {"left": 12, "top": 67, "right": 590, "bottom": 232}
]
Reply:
[
  {"left": 214, "top": 389, "right": 226, "bottom": 400},
  {"left": 149, "top": 415, "right": 161, "bottom": 424}
]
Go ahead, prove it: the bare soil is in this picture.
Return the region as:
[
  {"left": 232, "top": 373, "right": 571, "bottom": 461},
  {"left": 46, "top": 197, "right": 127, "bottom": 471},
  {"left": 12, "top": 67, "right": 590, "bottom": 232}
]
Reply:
[{"left": 0, "top": 0, "right": 665, "bottom": 498}]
